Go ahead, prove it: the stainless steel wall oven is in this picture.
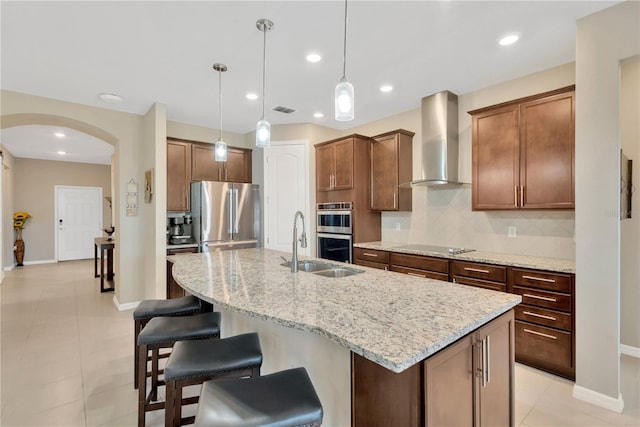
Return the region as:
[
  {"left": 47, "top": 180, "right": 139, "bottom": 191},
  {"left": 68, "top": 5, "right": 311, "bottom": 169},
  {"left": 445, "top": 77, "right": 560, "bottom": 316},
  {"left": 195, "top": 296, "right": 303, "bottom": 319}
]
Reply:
[{"left": 317, "top": 202, "right": 353, "bottom": 263}]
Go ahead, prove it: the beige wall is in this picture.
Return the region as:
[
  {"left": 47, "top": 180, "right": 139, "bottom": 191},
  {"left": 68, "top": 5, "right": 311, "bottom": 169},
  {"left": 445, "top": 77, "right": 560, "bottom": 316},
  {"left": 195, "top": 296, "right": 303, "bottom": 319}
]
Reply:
[
  {"left": 344, "top": 63, "right": 576, "bottom": 259},
  {"left": 620, "top": 58, "right": 640, "bottom": 349},
  {"left": 2, "top": 149, "right": 16, "bottom": 268},
  {"left": 10, "top": 158, "right": 111, "bottom": 263},
  {"left": 575, "top": 0, "right": 639, "bottom": 407}
]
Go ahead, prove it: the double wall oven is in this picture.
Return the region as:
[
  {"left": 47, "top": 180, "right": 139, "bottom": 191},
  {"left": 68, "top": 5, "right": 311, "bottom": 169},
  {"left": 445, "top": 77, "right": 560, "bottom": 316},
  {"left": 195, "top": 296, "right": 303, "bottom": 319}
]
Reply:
[{"left": 317, "top": 202, "right": 353, "bottom": 263}]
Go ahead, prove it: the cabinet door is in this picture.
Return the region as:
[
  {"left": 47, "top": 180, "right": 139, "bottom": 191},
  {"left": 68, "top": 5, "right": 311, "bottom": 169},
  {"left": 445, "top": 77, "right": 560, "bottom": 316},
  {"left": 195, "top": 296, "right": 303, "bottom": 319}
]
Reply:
[
  {"left": 476, "top": 310, "right": 514, "bottom": 427},
  {"left": 167, "top": 140, "right": 192, "bottom": 212},
  {"left": 225, "top": 147, "right": 252, "bottom": 183},
  {"left": 316, "top": 143, "right": 334, "bottom": 191},
  {"left": 519, "top": 91, "right": 574, "bottom": 209},
  {"left": 371, "top": 134, "right": 399, "bottom": 210},
  {"left": 472, "top": 105, "right": 520, "bottom": 210},
  {"left": 192, "top": 143, "right": 222, "bottom": 181},
  {"left": 424, "top": 335, "right": 474, "bottom": 426},
  {"left": 333, "top": 138, "right": 354, "bottom": 190}
]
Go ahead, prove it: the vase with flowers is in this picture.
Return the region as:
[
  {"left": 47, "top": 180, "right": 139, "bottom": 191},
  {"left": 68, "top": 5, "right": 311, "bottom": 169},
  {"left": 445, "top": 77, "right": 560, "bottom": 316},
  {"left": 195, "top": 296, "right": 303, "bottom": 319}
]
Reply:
[{"left": 13, "top": 211, "right": 32, "bottom": 266}]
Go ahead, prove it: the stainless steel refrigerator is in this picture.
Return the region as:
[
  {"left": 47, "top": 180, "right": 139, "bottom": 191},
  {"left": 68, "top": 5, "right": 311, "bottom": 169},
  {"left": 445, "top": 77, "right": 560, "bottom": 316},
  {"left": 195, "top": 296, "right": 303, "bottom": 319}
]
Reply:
[{"left": 190, "top": 181, "right": 261, "bottom": 252}]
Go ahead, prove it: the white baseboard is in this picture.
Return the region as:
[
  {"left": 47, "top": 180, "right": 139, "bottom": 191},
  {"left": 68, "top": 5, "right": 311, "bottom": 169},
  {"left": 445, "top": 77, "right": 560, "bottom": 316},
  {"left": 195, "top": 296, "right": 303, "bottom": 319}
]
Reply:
[
  {"left": 113, "top": 295, "right": 140, "bottom": 311},
  {"left": 573, "top": 384, "right": 624, "bottom": 414},
  {"left": 3, "top": 265, "right": 13, "bottom": 272},
  {"left": 621, "top": 344, "right": 640, "bottom": 358},
  {"left": 22, "top": 259, "right": 57, "bottom": 265}
]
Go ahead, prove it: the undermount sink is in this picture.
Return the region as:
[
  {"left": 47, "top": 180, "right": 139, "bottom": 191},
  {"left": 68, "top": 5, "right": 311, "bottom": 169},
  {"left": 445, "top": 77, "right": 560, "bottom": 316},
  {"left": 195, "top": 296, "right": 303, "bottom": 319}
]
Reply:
[{"left": 281, "top": 260, "right": 364, "bottom": 277}]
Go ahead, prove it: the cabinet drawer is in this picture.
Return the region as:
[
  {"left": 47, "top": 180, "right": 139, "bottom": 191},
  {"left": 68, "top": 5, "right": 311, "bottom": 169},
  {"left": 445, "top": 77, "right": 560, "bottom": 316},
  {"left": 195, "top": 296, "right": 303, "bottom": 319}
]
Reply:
[
  {"left": 390, "top": 253, "right": 449, "bottom": 274},
  {"left": 512, "top": 286, "right": 571, "bottom": 312},
  {"left": 514, "top": 304, "right": 571, "bottom": 331},
  {"left": 511, "top": 268, "right": 572, "bottom": 293},
  {"left": 515, "top": 321, "right": 572, "bottom": 372},
  {"left": 354, "top": 248, "right": 389, "bottom": 264},
  {"left": 390, "top": 265, "right": 449, "bottom": 282},
  {"left": 355, "top": 259, "right": 389, "bottom": 270},
  {"left": 452, "top": 275, "right": 506, "bottom": 293},
  {"left": 450, "top": 261, "right": 506, "bottom": 282}
]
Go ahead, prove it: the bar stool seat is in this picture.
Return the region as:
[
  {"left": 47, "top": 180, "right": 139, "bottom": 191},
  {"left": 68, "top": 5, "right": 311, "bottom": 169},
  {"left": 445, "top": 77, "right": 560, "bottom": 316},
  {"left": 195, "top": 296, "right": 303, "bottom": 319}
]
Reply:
[
  {"left": 164, "top": 333, "right": 263, "bottom": 427},
  {"left": 133, "top": 295, "right": 205, "bottom": 389},
  {"left": 194, "top": 367, "right": 323, "bottom": 427},
  {"left": 137, "top": 311, "right": 221, "bottom": 427}
]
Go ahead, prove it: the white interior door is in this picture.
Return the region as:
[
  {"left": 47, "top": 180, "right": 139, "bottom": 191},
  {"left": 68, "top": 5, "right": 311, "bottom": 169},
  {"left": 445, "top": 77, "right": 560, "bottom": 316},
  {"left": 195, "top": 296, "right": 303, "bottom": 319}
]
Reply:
[
  {"left": 56, "top": 186, "right": 103, "bottom": 261},
  {"left": 264, "top": 141, "right": 310, "bottom": 256}
]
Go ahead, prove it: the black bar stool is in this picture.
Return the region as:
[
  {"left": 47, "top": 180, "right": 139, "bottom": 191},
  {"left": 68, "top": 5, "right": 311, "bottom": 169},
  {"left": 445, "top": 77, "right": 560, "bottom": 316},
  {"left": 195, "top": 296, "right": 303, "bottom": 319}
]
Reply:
[
  {"left": 137, "top": 311, "right": 221, "bottom": 427},
  {"left": 164, "top": 333, "right": 263, "bottom": 427},
  {"left": 194, "top": 367, "right": 323, "bottom": 427},
  {"left": 133, "top": 295, "right": 205, "bottom": 389}
]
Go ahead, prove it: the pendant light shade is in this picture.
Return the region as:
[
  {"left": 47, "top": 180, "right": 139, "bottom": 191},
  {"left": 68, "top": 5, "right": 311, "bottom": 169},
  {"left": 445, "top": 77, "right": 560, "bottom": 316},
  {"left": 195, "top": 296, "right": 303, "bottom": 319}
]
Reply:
[
  {"left": 213, "top": 63, "right": 228, "bottom": 162},
  {"left": 335, "top": 0, "right": 354, "bottom": 121},
  {"left": 256, "top": 18, "right": 274, "bottom": 148}
]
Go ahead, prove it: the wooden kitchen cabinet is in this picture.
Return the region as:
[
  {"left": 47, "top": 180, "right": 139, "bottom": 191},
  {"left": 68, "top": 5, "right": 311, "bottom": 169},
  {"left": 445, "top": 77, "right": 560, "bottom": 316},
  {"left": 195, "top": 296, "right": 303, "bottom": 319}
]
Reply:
[
  {"left": 424, "top": 310, "right": 514, "bottom": 426},
  {"left": 191, "top": 142, "right": 252, "bottom": 183},
  {"left": 470, "top": 85, "right": 575, "bottom": 210},
  {"left": 166, "top": 247, "right": 199, "bottom": 299},
  {"left": 390, "top": 252, "right": 449, "bottom": 281},
  {"left": 370, "top": 129, "right": 414, "bottom": 211},
  {"left": 509, "top": 267, "right": 575, "bottom": 379},
  {"left": 316, "top": 136, "right": 359, "bottom": 192},
  {"left": 451, "top": 260, "right": 508, "bottom": 293},
  {"left": 353, "top": 247, "right": 389, "bottom": 270},
  {"left": 167, "top": 139, "right": 192, "bottom": 212}
]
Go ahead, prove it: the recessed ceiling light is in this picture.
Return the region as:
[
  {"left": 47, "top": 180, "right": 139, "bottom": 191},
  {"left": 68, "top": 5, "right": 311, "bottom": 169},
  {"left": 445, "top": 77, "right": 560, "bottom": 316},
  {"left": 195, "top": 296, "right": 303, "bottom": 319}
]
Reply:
[
  {"left": 54, "top": 132, "right": 66, "bottom": 138},
  {"left": 98, "top": 92, "right": 124, "bottom": 103},
  {"left": 380, "top": 85, "right": 393, "bottom": 93},
  {"left": 306, "top": 53, "right": 322, "bottom": 63},
  {"left": 246, "top": 93, "right": 258, "bottom": 100},
  {"left": 57, "top": 151, "right": 67, "bottom": 155},
  {"left": 498, "top": 34, "right": 520, "bottom": 46},
  {"left": 313, "top": 112, "right": 324, "bottom": 118}
]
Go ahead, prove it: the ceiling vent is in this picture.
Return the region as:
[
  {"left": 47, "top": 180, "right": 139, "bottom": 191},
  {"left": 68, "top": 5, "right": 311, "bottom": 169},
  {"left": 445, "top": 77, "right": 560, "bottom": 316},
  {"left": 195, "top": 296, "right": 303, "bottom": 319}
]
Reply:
[{"left": 272, "top": 105, "right": 296, "bottom": 114}]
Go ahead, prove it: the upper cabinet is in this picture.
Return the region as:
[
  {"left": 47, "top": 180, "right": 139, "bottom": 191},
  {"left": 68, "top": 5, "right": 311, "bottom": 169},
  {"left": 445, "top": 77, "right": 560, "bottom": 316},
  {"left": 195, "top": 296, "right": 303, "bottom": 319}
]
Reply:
[
  {"left": 370, "top": 129, "right": 414, "bottom": 211},
  {"left": 316, "top": 136, "right": 356, "bottom": 192},
  {"left": 191, "top": 143, "right": 252, "bottom": 183},
  {"left": 167, "top": 139, "right": 192, "bottom": 212},
  {"left": 470, "top": 86, "right": 575, "bottom": 210}
]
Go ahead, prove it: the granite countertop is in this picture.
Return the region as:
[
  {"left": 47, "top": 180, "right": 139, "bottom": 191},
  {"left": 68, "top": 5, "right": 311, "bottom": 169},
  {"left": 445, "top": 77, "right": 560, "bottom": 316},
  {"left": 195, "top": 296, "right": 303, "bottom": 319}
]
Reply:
[
  {"left": 354, "top": 241, "right": 576, "bottom": 274},
  {"left": 169, "top": 248, "right": 521, "bottom": 373}
]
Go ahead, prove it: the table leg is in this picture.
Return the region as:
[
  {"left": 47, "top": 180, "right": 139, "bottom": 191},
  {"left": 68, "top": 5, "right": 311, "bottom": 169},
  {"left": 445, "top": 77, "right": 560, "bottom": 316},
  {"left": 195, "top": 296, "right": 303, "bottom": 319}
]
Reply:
[
  {"left": 94, "top": 243, "right": 99, "bottom": 278},
  {"left": 100, "top": 246, "right": 105, "bottom": 291},
  {"left": 106, "top": 248, "right": 114, "bottom": 281}
]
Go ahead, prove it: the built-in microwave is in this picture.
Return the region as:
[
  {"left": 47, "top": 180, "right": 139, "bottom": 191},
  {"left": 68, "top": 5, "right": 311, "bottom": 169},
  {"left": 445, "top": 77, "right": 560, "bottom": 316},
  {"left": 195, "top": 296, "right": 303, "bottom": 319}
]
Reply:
[
  {"left": 317, "top": 233, "right": 352, "bottom": 264},
  {"left": 316, "top": 202, "right": 352, "bottom": 234}
]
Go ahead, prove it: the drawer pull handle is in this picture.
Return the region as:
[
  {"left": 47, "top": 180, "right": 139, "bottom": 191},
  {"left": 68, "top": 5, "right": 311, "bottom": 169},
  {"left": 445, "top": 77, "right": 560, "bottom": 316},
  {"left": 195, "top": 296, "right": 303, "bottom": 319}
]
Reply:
[
  {"left": 407, "top": 272, "right": 426, "bottom": 278},
  {"left": 522, "top": 275, "right": 556, "bottom": 283},
  {"left": 464, "top": 267, "right": 490, "bottom": 274},
  {"left": 523, "top": 311, "right": 557, "bottom": 321},
  {"left": 362, "top": 252, "right": 379, "bottom": 258},
  {"left": 523, "top": 328, "right": 558, "bottom": 340},
  {"left": 523, "top": 293, "right": 557, "bottom": 302}
]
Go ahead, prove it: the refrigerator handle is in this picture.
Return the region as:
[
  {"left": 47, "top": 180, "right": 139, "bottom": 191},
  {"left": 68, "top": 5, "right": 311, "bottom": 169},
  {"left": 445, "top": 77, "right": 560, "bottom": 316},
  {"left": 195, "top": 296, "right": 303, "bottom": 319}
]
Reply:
[
  {"left": 233, "top": 189, "right": 239, "bottom": 234},
  {"left": 227, "top": 189, "right": 234, "bottom": 234}
]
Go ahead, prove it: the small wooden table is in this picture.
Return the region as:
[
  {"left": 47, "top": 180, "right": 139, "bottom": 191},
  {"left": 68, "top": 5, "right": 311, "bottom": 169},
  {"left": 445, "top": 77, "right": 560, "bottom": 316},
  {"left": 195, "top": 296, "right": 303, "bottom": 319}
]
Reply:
[{"left": 94, "top": 237, "right": 115, "bottom": 293}]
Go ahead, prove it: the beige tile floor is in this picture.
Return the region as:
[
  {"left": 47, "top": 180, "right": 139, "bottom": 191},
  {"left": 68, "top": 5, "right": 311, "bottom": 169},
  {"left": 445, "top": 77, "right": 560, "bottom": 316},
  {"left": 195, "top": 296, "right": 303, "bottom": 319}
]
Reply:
[{"left": 1, "top": 260, "right": 639, "bottom": 426}]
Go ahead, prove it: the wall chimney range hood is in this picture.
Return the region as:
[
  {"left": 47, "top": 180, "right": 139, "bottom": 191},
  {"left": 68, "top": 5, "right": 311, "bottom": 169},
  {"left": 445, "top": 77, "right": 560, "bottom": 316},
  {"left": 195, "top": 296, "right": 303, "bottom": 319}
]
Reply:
[{"left": 408, "top": 90, "right": 461, "bottom": 186}]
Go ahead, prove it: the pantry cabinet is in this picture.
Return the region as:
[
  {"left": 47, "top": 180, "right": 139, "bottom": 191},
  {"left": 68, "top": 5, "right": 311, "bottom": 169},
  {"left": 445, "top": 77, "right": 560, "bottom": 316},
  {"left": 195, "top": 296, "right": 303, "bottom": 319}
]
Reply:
[
  {"left": 167, "top": 139, "right": 192, "bottom": 212},
  {"left": 370, "top": 129, "right": 414, "bottom": 211},
  {"left": 470, "top": 86, "right": 575, "bottom": 210}
]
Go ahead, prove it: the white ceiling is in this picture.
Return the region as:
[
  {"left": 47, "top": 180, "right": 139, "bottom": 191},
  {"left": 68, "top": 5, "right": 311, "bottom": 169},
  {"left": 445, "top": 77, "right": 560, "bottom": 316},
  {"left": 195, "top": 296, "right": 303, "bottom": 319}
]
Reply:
[{"left": 0, "top": 1, "right": 620, "bottom": 163}]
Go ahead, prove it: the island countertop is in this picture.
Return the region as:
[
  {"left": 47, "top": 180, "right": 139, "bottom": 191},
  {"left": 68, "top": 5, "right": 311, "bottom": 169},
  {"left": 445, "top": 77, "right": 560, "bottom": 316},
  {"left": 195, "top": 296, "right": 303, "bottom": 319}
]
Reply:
[{"left": 169, "top": 248, "right": 521, "bottom": 373}]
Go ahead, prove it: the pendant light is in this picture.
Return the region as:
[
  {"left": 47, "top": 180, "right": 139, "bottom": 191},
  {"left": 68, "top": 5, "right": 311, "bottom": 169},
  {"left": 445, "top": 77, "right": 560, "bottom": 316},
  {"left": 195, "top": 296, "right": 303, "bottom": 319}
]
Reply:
[
  {"left": 256, "top": 18, "right": 274, "bottom": 147},
  {"left": 213, "top": 63, "right": 228, "bottom": 162},
  {"left": 335, "top": 0, "right": 354, "bottom": 121}
]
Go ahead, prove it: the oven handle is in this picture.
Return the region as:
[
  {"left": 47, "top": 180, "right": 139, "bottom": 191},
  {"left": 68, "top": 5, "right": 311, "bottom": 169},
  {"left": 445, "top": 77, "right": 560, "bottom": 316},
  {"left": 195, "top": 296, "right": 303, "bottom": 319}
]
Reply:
[{"left": 317, "top": 233, "right": 353, "bottom": 240}]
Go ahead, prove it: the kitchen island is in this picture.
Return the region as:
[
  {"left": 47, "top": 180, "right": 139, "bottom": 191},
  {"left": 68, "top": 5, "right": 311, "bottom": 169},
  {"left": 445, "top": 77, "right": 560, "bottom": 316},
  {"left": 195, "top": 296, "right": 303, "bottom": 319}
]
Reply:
[{"left": 170, "top": 248, "right": 521, "bottom": 426}]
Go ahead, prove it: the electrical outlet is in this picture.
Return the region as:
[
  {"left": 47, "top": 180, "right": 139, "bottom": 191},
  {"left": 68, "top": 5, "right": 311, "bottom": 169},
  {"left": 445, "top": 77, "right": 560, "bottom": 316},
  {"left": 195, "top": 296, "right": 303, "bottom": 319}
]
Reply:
[
  {"left": 508, "top": 226, "right": 517, "bottom": 238},
  {"left": 394, "top": 222, "right": 401, "bottom": 230}
]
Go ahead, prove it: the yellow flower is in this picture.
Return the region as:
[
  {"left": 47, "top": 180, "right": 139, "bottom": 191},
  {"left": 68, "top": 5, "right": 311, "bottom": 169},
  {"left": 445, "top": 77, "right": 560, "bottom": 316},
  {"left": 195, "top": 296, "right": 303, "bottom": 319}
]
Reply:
[{"left": 13, "top": 211, "right": 32, "bottom": 229}]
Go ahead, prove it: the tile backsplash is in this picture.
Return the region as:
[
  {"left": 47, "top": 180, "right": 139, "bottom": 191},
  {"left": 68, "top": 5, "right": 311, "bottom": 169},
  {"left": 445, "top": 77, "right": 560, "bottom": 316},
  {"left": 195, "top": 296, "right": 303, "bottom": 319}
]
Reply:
[{"left": 381, "top": 184, "right": 575, "bottom": 260}]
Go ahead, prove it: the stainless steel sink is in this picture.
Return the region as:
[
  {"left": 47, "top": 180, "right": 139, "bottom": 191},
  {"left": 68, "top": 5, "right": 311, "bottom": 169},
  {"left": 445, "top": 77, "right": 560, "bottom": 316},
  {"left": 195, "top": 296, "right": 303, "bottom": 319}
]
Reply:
[
  {"left": 281, "top": 260, "right": 364, "bottom": 277},
  {"left": 313, "top": 268, "right": 363, "bottom": 278}
]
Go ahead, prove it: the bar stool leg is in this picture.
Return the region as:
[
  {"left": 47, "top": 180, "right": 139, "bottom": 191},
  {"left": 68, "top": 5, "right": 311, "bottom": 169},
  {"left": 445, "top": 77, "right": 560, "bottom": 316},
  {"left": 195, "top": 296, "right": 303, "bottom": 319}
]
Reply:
[
  {"left": 138, "top": 342, "right": 149, "bottom": 427},
  {"left": 150, "top": 348, "right": 160, "bottom": 401},
  {"left": 165, "top": 380, "right": 176, "bottom": 427}
]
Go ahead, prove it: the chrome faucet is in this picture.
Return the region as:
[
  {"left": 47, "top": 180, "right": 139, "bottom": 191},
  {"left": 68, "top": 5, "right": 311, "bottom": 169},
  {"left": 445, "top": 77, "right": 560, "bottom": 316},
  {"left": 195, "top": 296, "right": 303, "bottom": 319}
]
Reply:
[{"left": 291, "top": 211, "right": 308, "bottom": 272}]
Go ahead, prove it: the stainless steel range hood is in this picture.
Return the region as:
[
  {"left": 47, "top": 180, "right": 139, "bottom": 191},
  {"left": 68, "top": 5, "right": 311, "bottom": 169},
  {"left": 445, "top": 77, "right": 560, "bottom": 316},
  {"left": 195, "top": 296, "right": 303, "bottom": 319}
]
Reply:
[{"left": 409, "top": 90, "right": 461, "bottom": 186}]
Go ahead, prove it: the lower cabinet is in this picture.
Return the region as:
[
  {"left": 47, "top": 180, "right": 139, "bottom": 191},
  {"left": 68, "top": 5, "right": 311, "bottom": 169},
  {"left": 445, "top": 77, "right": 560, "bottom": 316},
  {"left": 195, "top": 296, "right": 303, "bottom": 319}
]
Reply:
[
  {"left": 389, "top": 253, "right": 449, "bottom": 281},
  {"left": 353, "top": 247, "right": 389, "bottom": 270},
  {"left": 451, "top": 260, "right": 507, "bottom": 292},
  {"left": 352, "top": 310, "right": 514, "bottom": 427},
  {"left": 166, "top": 247, "right": 198, "bottom": 299}
]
